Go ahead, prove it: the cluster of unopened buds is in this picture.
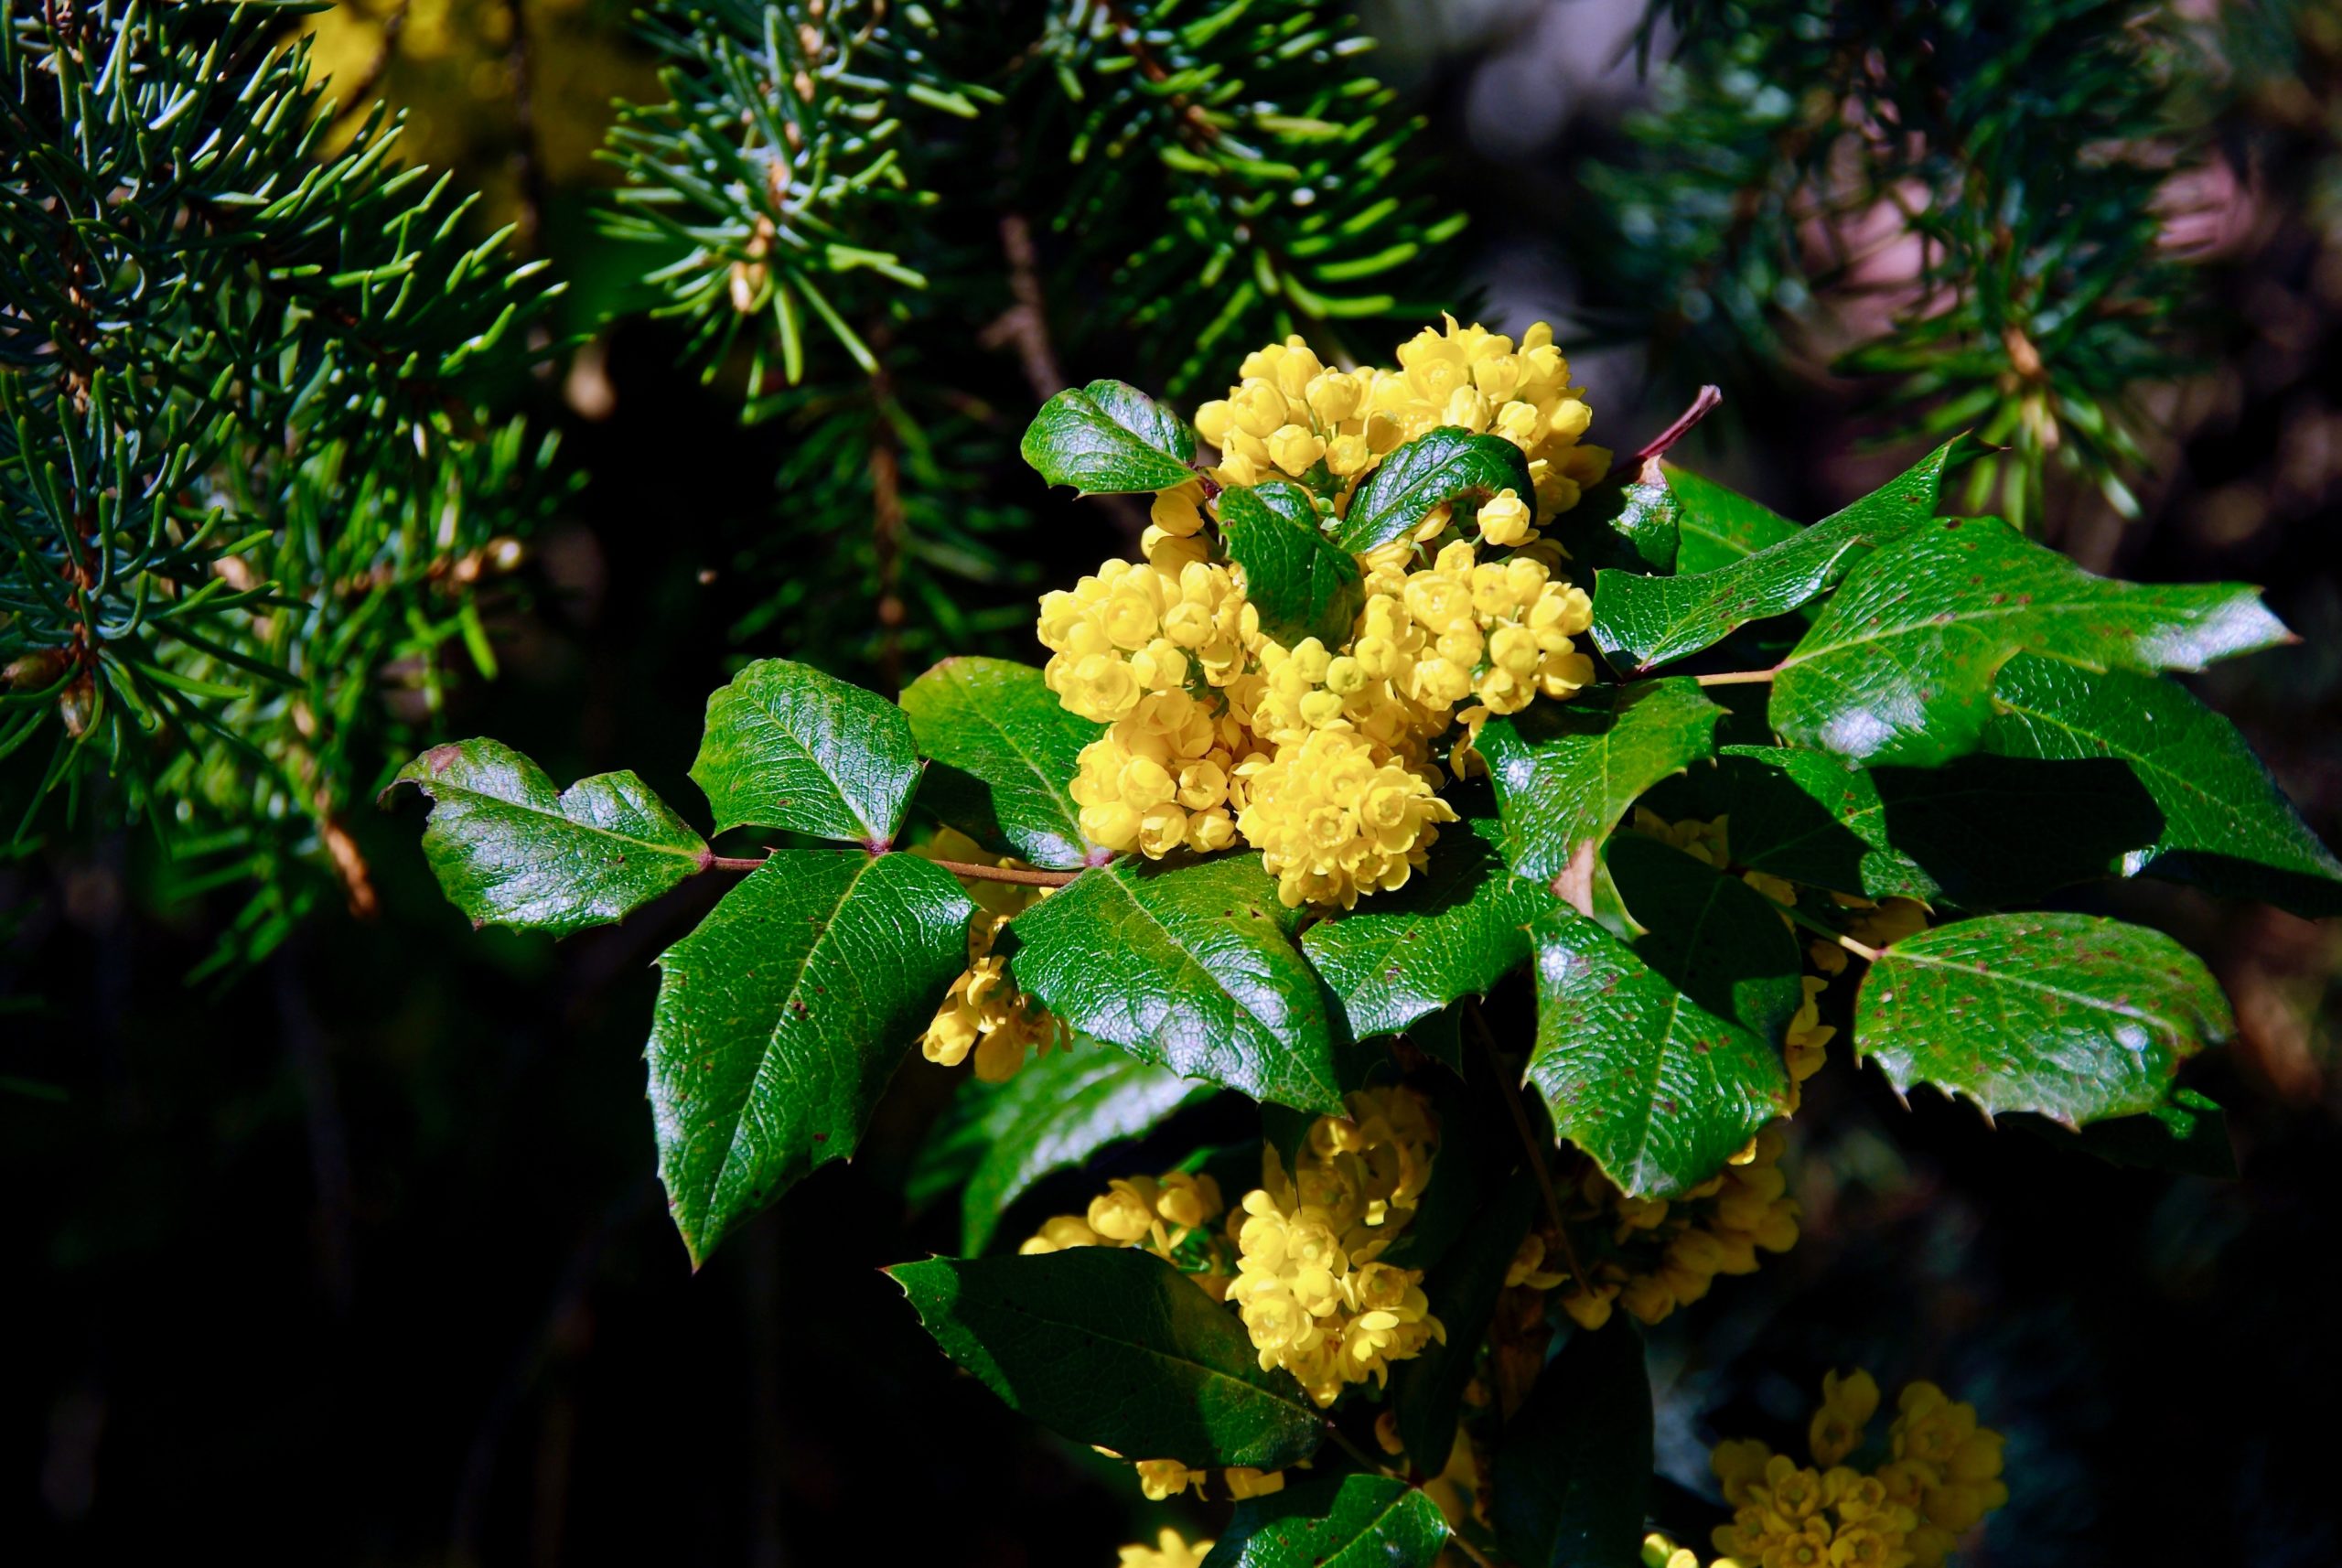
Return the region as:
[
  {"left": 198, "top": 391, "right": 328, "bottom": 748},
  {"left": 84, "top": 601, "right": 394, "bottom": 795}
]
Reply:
[
  {"left": 1552, "top": 1124, "right": 1803, "bottom": 1330},
  {"left": 1030, "top": 1087, "right": 1444, "bottom": 1504},
  {"left": 913, "top": 832, "right": 1066, "bottom": 1081},
  {"left": 1227, "top": 1085, "right": 1445, "bottom": 1406}
]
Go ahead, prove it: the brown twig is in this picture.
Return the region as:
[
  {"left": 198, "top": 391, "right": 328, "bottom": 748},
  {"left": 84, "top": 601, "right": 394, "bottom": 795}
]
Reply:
[
  {"left": 867, "top": 344, "right": 907, "bottom": 694},
  {"left": 1692, "top": 667, "right": 1778, "bottom": 687},
  {"left": 1321, "top": 1419, "right": 1399, "bottom": 1480},
  {"left": 1445, "top": 1528, "right": 1503, "bottom": 1568},
  {"left": 328, "top": 0, "right": 414, "bottom": 128},
  {"left": 979, "top": 213, "right": 1064, "bottom": 401},
  {"left": 1467, "top": 999, "right": 1591, "bottom": 1294},
  {"left": 930, "top": 857, "right": 1080, "bottom": 888},
  {"left": 503, "top": 0, "right": 545, "bottom": 253},
  {"left": 702, "top": 852, "right": 1079, "bottom": 888},
  {"left": 1608, "top": 383, "right": 1725, "bottom": 479}
]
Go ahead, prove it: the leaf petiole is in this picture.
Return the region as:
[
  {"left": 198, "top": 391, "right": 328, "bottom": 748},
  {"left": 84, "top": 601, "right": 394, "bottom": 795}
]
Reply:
[
  {"left": 704, "top": 850, "right": 1080, "bottom": 887},
  {"left": 1752, "top": 887, "right": 1882, "bottom": 963}
]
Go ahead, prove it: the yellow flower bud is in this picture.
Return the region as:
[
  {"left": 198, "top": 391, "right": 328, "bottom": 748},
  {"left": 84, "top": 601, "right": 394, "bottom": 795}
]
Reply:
[
  {"left": 1149, "top": 485, "right": 1206, "bottom": 537},
  {"left": 1325, "top": 433, "right": 1372, "bottom": 477},
  {"left": 1268, "top": 423, "right": 1327, "bottom": 476},
  {"left": 1231, "top": 381, "right": 1287, "bottom": 438},
  {"left": 1133, "top": 1458, "right": 1199, "bottom": 1501},
  {"left": 1477, "top": 488, "right": 1534, "bottom": 547},
  {"left": 1305, "top": 370, "right": 1363, "bottom": 424}
]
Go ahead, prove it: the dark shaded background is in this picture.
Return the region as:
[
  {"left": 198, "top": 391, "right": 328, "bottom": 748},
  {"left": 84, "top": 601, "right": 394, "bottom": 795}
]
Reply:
[{"left": 7, "top": 4, "right": 2340, "bottom": 1563}]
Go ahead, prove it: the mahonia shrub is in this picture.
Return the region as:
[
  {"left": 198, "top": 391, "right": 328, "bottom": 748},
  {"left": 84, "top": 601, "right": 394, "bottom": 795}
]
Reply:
[{"left": 391, "top": 316, "right": 2336, "bottom": 1567}]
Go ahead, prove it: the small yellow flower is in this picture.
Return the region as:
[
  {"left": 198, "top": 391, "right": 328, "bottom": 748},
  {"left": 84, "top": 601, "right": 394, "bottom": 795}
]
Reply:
[
  {"left": 1133, "top": 1457, "right": 1201, "bottom": 1501},
  {"left": 1477, "top": 487, "right": 1534, "bottom": 547},
  {"left": 1223, "top": 1466, "right": 1285, "bottom": 1499},
  {"left": 1809, "top": 1368, "right": 1879, "bottom": 1466}
]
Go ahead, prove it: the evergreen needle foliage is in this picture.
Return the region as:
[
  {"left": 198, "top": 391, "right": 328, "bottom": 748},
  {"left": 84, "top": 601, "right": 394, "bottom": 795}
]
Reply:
[
  {"left": 600, "top": 0, "right": 1471, "bottom": 668},
  {"left": 1584, "top": 0, "right": 2215, "bottom": 532},
  {"left": 1, "top": 0, "right": 562, "bottom": 969}
]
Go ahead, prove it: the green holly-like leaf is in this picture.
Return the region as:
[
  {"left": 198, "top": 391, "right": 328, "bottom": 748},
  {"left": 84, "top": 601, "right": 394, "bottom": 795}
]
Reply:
[
  {"left": 888, "top": 1247, "right": 1323, "bottom": 1470},
  {"left": 1772, "top": 518, "right": 2291, "bottom": 768},
  {"left": 1392, "top": 1173, "right": 1537, "bottom": 1471},
  {"left": 1020, "top": 379, "right": 1197, "bottom": 495},
  {"left": 1302, "top": 817, "right": 1556, "bottom": 1042},
  {"left": 958, "top": 1046, "right": 1214, "bottom": 1253},
  {"left": 648, "top": 850, "right": 973, "bottom": 1265},
  {"left": 1331, "top": 427, "right": 1534, "bottom": 553},
  {"left": 690, "top": 658, "right": 922, "bottom": 846},
  {"left": 1591, "top": 435, "right": 1977, "bottom": 674},
  {"left": 1202, "top": 1473, "right": 1451, "bottom": 1568},
  {"left": 1007, "top": 854, "right": 1347, "bottom": 1113},
  {"left": 1668, "top": 463, "right": 1801, "bottom": 575},
  {"left": 1477, "top": 681, "right": 1724, "bottom": 894},
  {"left": 1219, "top": 479, "right": 1365, "bottom": 649},
  {"left": 1983, "top": 654, "right": 2342, "bottom": 918},
  {"left": 388, "top": 739, "right": 707, "bottom": 936},
  {"left": 899, "top": 657, "right": 1105, "bottom": 870},
  {"left": 1491, "top": 1322, "right": 1652, "bottom": 1568},
  {"left": 1853, "top": 912, "right": 2235, "bottom": 1127},
  {"left": 1528, "top": 903, "right": 1793, "bottom": 1198},
  {"left": 1717, "top": 746, "right": 2163, "bottom": 908}
]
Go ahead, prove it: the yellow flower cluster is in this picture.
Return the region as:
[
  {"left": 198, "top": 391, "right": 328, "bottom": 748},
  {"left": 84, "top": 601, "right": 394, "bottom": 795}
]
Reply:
[
  {"left": 1228, "top": 1087, "right": 1445, "bottom": 1405},
  {"left": 1692, "top": 1370, "right": 2008, "bottom": 1568},
  {"left": 1553, "top": 1126, "right": 1802, "bottom": 1330},
  {"left": 1036, "top": 317, "right": 1611, "bottom": 908},
  {"left": 1230, "top": 725, "right": 1456, "bottom": 908},
  {"left": 1020, "top": 1167, "right": 1232, "bottom": 1295},
  {"left": 1114, "top": 1528, "right": 1213, "bottom": 1568},
  {"left": 915, "top": 832, "right": 1065, "bottom": 1082},
  {"left": 1194, "top": 317, "right": 1608, "bottom": 525},
  {"left": 1041, "top": 533, "right": 1256, "bottom": 857}
]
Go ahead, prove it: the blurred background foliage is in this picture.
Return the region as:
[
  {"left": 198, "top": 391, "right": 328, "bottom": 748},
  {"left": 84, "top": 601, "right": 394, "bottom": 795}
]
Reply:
[{"left": 5, "top": 0, "right": 2341, "bottom": 1563}]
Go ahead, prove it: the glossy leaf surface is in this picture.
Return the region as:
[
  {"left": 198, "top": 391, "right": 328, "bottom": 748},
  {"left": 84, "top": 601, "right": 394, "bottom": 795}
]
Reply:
[
  {"left": 1332, "top": 427, "right": 1533, "bottom": 552},
  {"left": 691, "top": 658, "right": 923, "bottom": 845},
  {"left": 1477, "top": 681, "right": 1723, "bottom": 892},
  {"left": 1020, "top": 379, "right": 1197, "bottom": 494},
  {"left": 900, "top": 657, "right": 1105, "bottom": 869},
  {"left": 1983, "top": 654, "right": 2342, "bottom": 917},
  {"left": 1008, "top": 854, "right": 1347, "bottom": 1114},
  {"left": 391, "top": 738, "right": 705, "bottom": 936},
  {"left": 1854, "top": 912, "right": 2233, "bottom": 1126},
  {"left": 1219, "top": 478, "right": 1364, "bottom": 649},
  {"left": 1202, "top": 1473, "right": 1450, "bottom": 1568},
  {"left": 891, "top": 1248, "right": 1322, "bottom": 1469},
  {"left": 1773, "top": 519, "right": 2290, "bottom": 768},
  {"left": 1592, "top": 435, "right": 1975, "bottom": 672},
  {"left": 1302, "top": 817, "right": 1556, "bottom": 1041},
  {"left": 1529, "top": 897, "right": 1792, "bottom": 1197},
  {"left": 958, "top": 1046, "right": 1212, "bottom": 1253},
  {"left": 649, "top": 850, "right": 973, "bottom": 1264}
]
